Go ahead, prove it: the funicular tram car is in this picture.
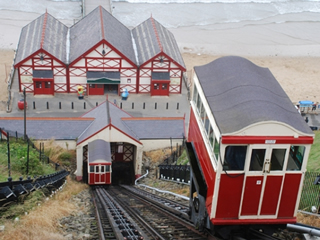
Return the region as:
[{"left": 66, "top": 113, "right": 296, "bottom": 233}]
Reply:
[
  {"left": 88, "top": 139, "right": 112, "bottom": 185},
  {"left": 186, "top": 56, "right": 314, "bottom": 236}
]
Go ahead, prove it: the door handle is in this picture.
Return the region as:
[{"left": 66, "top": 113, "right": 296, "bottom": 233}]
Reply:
[{"left": 263, "top": 159, "right": 271, "bottom": 173}]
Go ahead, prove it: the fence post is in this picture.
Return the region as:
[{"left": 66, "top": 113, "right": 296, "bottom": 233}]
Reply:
[
  {"left": 7, "top": 131, "right": 11, "bottom": 178},
  {"left": 177, "top": 102, "right": 179, "bottom": 110},
  {"left": 166, "top": 102, "right": 168, "bottom": 109},
  {"left": 96, "top": 102, "right": 98, "bottom": 106},
  {"left": 71, "top": 102, "right": 74, "bottom": 109},
  {"left": 33, "top": 101, "right": 36, "bottom": 109},
  {"left": 132, "top": 102, "right": 134, "bottom": 109},
  {"left": 143, "top": 102, "right": 145, "bottom": 109},
  {"left": 26, "top": 136, "right": 29, "bottom": 175},
  {"left": 155, "top": 102, "right": 157, "bottom": 109},
  {"left": 84, "top": 102, "right": 86, "bottom": 109},
  {"left": 46, "top": 102, "right": 49, "bottom": 109}
]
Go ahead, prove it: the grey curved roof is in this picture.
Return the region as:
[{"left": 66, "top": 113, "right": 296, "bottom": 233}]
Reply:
[
  {"left": 132, "top": 17, "right": 185, "bottom": 69},
  {"left": 194, "top": 56, "right": 313, "bottom": 135},
  {"left": 15, "top": 12, "right": 68, "bottom": 65},
  {"left": 88, "top": 139, "right": 111, "bottom": 163},
  {"left": 69, "top": 6, "right": 136, "bottom": 65}
]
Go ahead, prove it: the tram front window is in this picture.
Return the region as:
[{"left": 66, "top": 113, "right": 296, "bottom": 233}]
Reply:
[
  {"left": 250, "top": 149, "right": 265, "bottom": 171},
  {"left": 270, "top": 149, "right": 286, "bottom": 171},
  {"left": 223, "top": 146, "right": 247, "bottom": 171}
]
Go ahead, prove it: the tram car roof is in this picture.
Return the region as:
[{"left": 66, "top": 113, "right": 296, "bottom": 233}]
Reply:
[
  {"left": 194, "top": 56, "right": 313, "bottom": 135},
  {"left": 88, "top": 139, "right": 112, "bottom": 164}
]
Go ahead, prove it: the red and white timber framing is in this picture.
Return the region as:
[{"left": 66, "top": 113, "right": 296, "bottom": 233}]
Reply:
[
  {"left": 17, "top": 50, "right": 68, "bottom": 94},
  {"left": 138, "top": 53, "right": 183, "bottom": 94},
  {"left": 68, "top": 42, "right": 137, "bottom": 95}
]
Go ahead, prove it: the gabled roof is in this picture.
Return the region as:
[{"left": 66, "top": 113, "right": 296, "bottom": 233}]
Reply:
[
  {"left": 69, "top": 6, "right": 137, "bottom": 65},
  {"left": 14, "top": 12, "right": 68, "bottom": 66},
  {"left": 194, "top": 56, "right": 313, "bottom": 135},
  {"left": 0, "top": 117, "right": 93, "bottom": 140},
  {"left": 132, "top": 17, "right": 185, "bottom": 69},
  {"left": 122, "top": 117, "right": 185, "bottom": 139},
  {"left": 77, "top": 101, "right": 138, "bottom": 144}
]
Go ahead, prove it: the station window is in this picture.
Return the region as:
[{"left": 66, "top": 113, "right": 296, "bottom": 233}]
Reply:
[
  {"left": 287, "top": 146, "right": 305, "bottom": 171},
  {"left": 223, "top": 146, "right": 247, "bottom": 170}
]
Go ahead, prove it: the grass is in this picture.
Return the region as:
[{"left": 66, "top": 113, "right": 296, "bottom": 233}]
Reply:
[
  {"left": 0, "top": 139, "right": 56, "bottom": 182},
  {"left": 307, "top": 130, "right": 320, "bottom": 172}
]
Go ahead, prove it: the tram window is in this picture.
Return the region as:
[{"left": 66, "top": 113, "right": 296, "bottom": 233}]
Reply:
[
  {"left": 205, "top": 118, "right": 210, "bottom": 136},
  {"left": 287, "top": 146, "right": 305, "bottom": 171},
  {"left": 270, "top": 149, "right": 286, "bottom": 171},
  {"left": 250, "top": 149, "right": 265, "bottom": 171},
  {"left": 213, "top": 137, "right": 220, "bottom": 161},
  {"left": 90, "top": 166, "right": 94, "bottom": 172},
  {"left": 106, "top": 165, "right": 110, "bottom": 172},
  {"left": 95, "top": 166, "right": 99, "bottom": 173},
  {"left": 200, "top": 104, "right": 205, "bottom": 124},
  {"left": 193, "top": 86, "right": 198, "bottom": 104},
  {"left": 223, "top": 146, "right": 247, "bottom": 170},
  {"left": 196, "top": 94, "right": 201, "bottom": 114},
  {"left": 101, "top": 166, "right": 104, "bottom": 173},
  {"left": 209, "top": 129, "right": 214, "bottom": 149}
]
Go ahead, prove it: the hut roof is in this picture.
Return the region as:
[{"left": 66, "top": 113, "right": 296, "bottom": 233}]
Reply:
[
  {"left": 69, "top": 6, "right": 137, "bottom": 65},
  {"left": 14, "top": 12, "right": 68, "bottom": 65},
  {"left": 132, "top": 17, "right": 185, "bottom": 69}
]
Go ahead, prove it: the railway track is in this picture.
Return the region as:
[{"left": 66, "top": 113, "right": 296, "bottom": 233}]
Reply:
[
  {"left": 92, "top": 185, "right": 214, "bottom": 239},
  {"left": 92, "top": 185, "right": 320, "bottom": 240}
]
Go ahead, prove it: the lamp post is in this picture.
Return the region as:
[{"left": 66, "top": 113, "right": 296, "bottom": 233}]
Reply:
[{"left": 24, "top": 87, "right": 26, "bottom": 140}]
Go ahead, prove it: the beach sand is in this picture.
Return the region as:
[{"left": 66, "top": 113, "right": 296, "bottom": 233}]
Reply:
[{"left": 0, "top": 6, "right": 319, "bottom": 110}]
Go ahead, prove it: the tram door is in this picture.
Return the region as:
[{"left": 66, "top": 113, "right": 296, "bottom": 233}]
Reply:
[
  {"left": 94, "top": 165, "right": 106, "bottom": 184},
  {"left": 240, "top": 145, "right": 288, "bottom": 218}
]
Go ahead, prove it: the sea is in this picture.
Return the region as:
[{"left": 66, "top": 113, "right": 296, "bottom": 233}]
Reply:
[
  {"left": 0, "top": 0, "right": 319, "bottom": 55},
  {"left": 111, "top": 0, "right": 320, "bottom": 29}
]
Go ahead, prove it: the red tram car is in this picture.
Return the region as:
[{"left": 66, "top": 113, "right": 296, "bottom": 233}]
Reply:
[
  {"left": 186, "top": 56, "right": 314, "bottom": 236},
  {"left": 88, "top": 139, "right": 112, "bottom": 185}
]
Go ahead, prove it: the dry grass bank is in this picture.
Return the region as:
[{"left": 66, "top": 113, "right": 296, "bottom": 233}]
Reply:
[{"left": 0, "top": 176, "right": 88, "bottom": 240}]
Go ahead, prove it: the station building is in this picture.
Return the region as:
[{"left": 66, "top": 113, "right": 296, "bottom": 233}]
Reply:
[{"left": 13, "top": 6, "right": 186, "bottom": 97}]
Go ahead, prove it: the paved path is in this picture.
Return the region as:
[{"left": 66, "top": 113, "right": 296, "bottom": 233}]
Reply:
[{"left": 83, "top": 0, "right": 113, "bottom": 16}]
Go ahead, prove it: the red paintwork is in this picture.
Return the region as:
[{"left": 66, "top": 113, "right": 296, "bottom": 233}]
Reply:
[
  {"left": 188, "top": 110, "right": 215, "bottom": 214},
  {"left": 88, "top": 84, "right": 104, "bottom": 95},
  {"left": 33, "top": 79, "right": 54, "bottom": 95},
  {"left": 212, "top": 218, "right": 296, "bottom": 225},
  {"left": 222, "top": 136, "right": 314, "bottom": 144},
  {"left": 151, "top": 80, "right": 170, "bottom": 96},
  {"left": 88, "top": 172, "right": 111, "bottom": 185},
  {"left": 260, "top": 175, "right": 283, "bottom": 215},
  {"left": 278, "top": 173, "right": 302, "bottom": 217},
  {"left": 216, "top": 173, "right": 244, "bottom": 218},
  {"left": 241, "top": 176, "right": 263, "bottom": 216}
]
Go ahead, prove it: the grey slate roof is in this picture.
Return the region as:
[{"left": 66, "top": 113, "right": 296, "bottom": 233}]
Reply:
[
  {"left": 33, "top": 70, "right": 53, "bottom": 78},
  {"left": 69, "top": 6, "right": 137, "bottom": 65},
  {"left": 15, "top": 12, "right": 68, "bottom": 65},
  {"left": 88, "top": 139, "right": 111, "bottom": 163},
  {"left": 194, "top": 56, "right": 313, "bottom": 135},
  {"left": 87, "top": 71, "right": 120, "bottom": 80},
  {"left": 132, "top": 17, "right": 185, "bottom": 69},
  {"left": 0, "top": 119, "right": 93, "bottom": 140},
  {"left": 77, "top": 101, "right": 137, "bottom": 144},
  {"left": 122, "top": 118, "right": 185, "bottom": 139}
]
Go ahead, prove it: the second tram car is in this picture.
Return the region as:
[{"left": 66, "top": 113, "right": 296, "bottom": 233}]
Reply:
[
  {"left": 88, "top": 139, "right": 112, "bottom": 185},
  {"left": 187, "top": 56, "right": 314, "bottom": 235}
]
